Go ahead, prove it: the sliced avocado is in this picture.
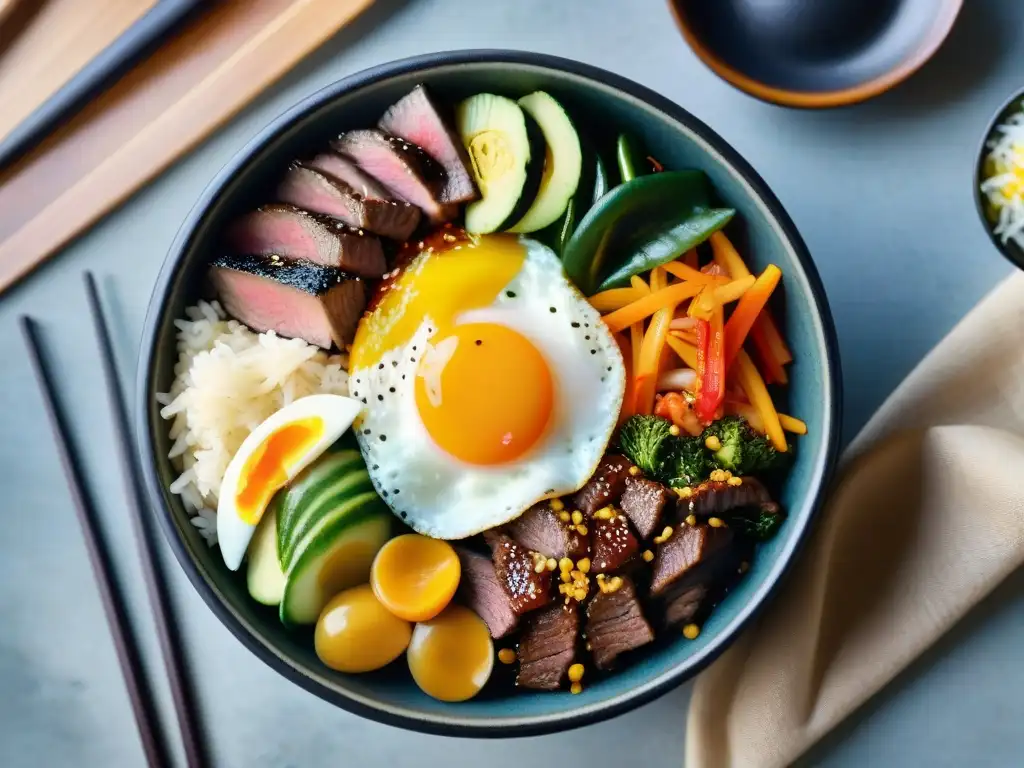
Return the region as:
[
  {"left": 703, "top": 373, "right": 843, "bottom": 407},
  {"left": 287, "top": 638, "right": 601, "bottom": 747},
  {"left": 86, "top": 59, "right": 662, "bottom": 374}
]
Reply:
[
  {"left": 280, "top": 495, "right": 391, "bottom": 626},
  {"left": 247, "top": 506, "right": 286, "bottom": 607},
  {"left": 508, "top": 92, "right": 583, "bottom": 233},
  {"left": 456, "top": 93, "right": 545, "bottom": 234}
]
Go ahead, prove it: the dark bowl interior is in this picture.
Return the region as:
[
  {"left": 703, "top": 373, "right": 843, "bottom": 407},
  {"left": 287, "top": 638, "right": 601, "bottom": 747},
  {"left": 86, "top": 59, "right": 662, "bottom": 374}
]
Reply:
[
  {"left": 137, "top": 51, "right": 841, "bottom": 736},
  {"left": 974, "top": 87, "right": 1024, "bottom": 270},
  {"left": 670, "top": 0, "right": 962, "bottom": 107}
]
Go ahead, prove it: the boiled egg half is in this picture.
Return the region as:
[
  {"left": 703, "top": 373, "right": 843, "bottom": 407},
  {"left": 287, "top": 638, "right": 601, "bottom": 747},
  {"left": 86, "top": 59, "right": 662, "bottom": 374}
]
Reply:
[{"left": 217, "top": 394, "right": 362, "bottom": 570}]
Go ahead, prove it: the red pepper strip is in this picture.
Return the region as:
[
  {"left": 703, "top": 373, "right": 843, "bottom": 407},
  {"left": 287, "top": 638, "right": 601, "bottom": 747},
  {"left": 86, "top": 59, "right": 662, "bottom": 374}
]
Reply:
[
  {"left": 750, "top": 321, "right": 788, "bottom": 385},
  {"left": 695, "top": 310, "right": 725, "bottom": 422}
]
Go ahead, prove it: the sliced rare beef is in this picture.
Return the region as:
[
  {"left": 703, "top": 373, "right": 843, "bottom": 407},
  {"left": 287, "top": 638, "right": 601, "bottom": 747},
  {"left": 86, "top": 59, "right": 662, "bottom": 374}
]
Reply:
[
  {"left": 209, "top": 254, "right": 365, "bottom": 349},
  {"left": 679, "top": 477, "right": 773, "bottom": 520},
  {"left": 277, "top": 163, "right": 421, "bottom": 241},
  {"left": 619, "top": 477, "right": 674, "bottom": 540},
  {"left": 378, "top": 84, "right": 478, "bottom": 205},
  {"left": 572, "top": 454, "right": 634, "bottom": 517},
  {"left": 506, "top": 502, "right": 589, "bottom": 561},
  {"left": 455, "top": 548, "right": 518, "bottom": 639},
  {"left": 590, "top": 512, "right": 639, "bottom": 575},
  {"left": 307, "top": 152, "right": 391, "bottom": 200},
  {"left": 226, "top": 204, "right": 386, "bottom": 278},
  {"left": 332, "top": 130, "right": 455, "bottom": 223},
  {"left": 516, "top": 603, "right": 579, "bottom": 691},
  {"left": 660, "top": 583, "right": 709, "bottom": 628},
  {"left": 485, "top": 532, "right": 553, "bottom": 616},
  {"left": 649, "top": 523, "right": 735, "bottom": 596},
  {"left": 584, "top": 577, "right": 654, "bottom": 670}
]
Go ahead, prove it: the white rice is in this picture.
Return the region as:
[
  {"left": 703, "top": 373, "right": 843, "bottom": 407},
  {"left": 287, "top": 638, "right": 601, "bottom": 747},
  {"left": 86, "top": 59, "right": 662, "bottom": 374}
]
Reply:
[
  {"left": 157, "top": 300, "right": 349, "bottom": 544},
  {"left": 981, "top": 107, "right": 1024, "bottom": 248}
]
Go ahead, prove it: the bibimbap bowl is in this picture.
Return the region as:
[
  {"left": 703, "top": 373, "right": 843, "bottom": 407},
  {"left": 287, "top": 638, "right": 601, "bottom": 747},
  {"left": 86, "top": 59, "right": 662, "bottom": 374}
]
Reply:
[{"left": 137, "top": 51, "right": 841, "bottom": 736}]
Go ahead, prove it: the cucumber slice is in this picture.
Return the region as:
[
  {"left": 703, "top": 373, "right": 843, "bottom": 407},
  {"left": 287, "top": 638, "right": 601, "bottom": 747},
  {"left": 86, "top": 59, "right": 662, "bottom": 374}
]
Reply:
[
  {"left": 280, "top": 496, "right": 391, "bottom": 626},
  {"left": 247, "top": 506, "right": 286, "bottom": 606},
  {"left": 508, "top": 92, "right": 583, "bottom": 233},
  {"left": 457, "top": 94, "right": 545, "bottom": 233},
  {"left": 275, "top": 449, "right": 366, "bottom": 566}
]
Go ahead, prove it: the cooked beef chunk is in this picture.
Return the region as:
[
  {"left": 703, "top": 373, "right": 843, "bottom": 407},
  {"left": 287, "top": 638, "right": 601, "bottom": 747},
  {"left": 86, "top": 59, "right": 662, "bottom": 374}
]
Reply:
[
  {"left": 649, "top": 523, "right": 734, "bottom": 596},
  {"left": 226, "top": 204, "right": 386, "bottom": 278},
  {"left": 332, "top": 130, "right": 455, "bottom": 223},
  {"left": 516, "top": 603, "right": 579, "bottom": 691},
  {"left": 209, "top": 254, "right": 365, "bottom": 349},
  {"left": 486, "top": 532, "right": 553, "bottom": 616},
  {"left": 277, "top": 163, "right": 421, "bottom": 240},
  {"left": 591, "top": 512, "right": 638, "bottom": 575},
  {"left": 307, "top": 152, "right": 391, "bottom": 200},
  {"left": 585, "top": 577, "right": 654, "bottom": 670},
  {"left": 378, "top": 84, "right": 478, "bottom": 205},
  {"left": 680, "top": 477, "right": 772, "bottom": 520},
  {"left": 660, "top": 583, "right": 708, "bottom": 627},
  {"left": 506, "top": 502, "right": 589, "bottom": 561},
  {"left": 573, "top": 454, "right": 633, "bottom": 517},
  {"left": 455, "top": 548, "right": 518, "bottom": 639},
  {"left": 620, "top": 477, "right": 673, "bottom": 540}
]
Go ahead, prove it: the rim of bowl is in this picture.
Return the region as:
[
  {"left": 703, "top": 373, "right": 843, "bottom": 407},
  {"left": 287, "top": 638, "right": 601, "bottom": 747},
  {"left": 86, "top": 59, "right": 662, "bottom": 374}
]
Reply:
[
  {"left": 668, "top": 0, "right": 963, "bottom": 109},
  {"left": 974, "top": 86, "right": 1024, "bottom": 270},
  {"left": 136, "top": 49, "right": 842, "bottom": 737}
]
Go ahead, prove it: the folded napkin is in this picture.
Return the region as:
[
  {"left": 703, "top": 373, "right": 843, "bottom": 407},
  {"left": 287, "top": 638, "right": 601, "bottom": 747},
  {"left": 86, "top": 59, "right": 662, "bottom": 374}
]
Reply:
[{"left": 686, "top": 272, "right": 1024, "bottom": 768}]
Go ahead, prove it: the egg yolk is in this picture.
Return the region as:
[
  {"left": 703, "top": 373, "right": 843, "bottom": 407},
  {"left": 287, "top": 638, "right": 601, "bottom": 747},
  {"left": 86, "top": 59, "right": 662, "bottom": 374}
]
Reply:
[
  {"left": 315, "top": 585, "right": 412, "bottom": 673},
  {"left": 414, "top": 323, "right": 553, "bottom": 465},
  {"left": 370, "top": 534, "right": 461, "bottom": 622},
  {"left": 236, "top": 417, "right": 324, "bottom": 524},
  {"left": 407, "top": 605, "right": 494, "bottom": 702}
]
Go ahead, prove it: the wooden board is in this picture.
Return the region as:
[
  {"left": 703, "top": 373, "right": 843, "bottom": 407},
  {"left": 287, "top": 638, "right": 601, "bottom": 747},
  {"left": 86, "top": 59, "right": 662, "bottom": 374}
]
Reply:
[{"left": 0, "top": 0, "right": 376, "bottom": 295}]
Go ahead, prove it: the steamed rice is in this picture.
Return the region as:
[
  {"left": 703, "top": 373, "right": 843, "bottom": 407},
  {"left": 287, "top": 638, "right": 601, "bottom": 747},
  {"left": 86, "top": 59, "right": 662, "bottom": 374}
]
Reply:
[
  {"left": 157, "top": 300, "right": 349, "bottom": 544},
  {"left": 981, "top": 106, "right": 1024, "bottom": 248}
]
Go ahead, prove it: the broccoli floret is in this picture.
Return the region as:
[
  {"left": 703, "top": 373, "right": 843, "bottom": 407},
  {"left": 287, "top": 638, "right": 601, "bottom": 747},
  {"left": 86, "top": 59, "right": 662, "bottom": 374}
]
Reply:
[
  {"left": 702, "top": 416, "right": 790, "bottom": 477},
  {"left": 727, "top": 507, "right": 785, "bottom": 541},
  {"left": 664, "top": 436, "right": 709, "bottom": 488},
  {"left": 617, "top": 415, "right": 676, "bottom": 478}
]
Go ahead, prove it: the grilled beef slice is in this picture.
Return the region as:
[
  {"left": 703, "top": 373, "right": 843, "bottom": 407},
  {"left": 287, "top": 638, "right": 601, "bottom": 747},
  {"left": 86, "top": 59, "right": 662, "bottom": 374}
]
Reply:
[
  {"left": 572, "top": 454, "right": 634, "bottom": 517},
  {"left": 585, "top": 577, "right": 654, "bottom": 670},
  {"left": 277, "top": 163, "right": 421, "bottom": 241},
  {"left": 209, "top": 254, "right": 365, "bottom": 349},
  {"left": 591, "top": 512, "right": 639, "bottom": 575},
  {"left": 649, "top": 523, "right": 735, "bottom": 596},
  {"left": 486, "top": 532, "right": 553, "bottom": 616},
  {"left": 661, "top": 583, "right": 709, "bottom": 628},
  {"left": 332, "top": 130, "right": 455, "bottom": 223},
  {"left": 516, "top": 603, "right": 579, "bottom": 691},
  {"left": 378, "top": 84, "right": 478, "bottom": 204},
  {"left": 455, "top": 548, "right": 518, "bottom": 639},
  {"left": 506, "top": 502, "right": 589, "bottom": 561},
  {"left": 680, "top": 477, "right": 772, "bottom": 520},
  {"left": 226, "top": 204, "right": 386, "bottom": 278},
  {"left": 307, "top": 152, "right": 391, "bottom": 200},
  {"left": 620, "top": 477, "right": 673, "bottom": 540}
]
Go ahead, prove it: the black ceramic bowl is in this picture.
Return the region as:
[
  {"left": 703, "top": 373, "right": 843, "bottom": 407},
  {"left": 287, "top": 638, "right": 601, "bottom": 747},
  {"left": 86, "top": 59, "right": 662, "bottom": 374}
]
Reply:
[
  {"left": 137, "top": 50, "right": 841, "bottom": 736},
  {"left": 975, "top": 87, "right": 1024, "bottom": 270}
]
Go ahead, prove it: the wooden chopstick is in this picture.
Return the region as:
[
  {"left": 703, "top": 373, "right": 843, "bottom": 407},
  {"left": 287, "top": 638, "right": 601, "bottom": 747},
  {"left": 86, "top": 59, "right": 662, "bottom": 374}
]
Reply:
[
  {"left": 84, "top": 272, "right": 210, "bottom": 768},
  {"left": 20, "top": 316, "right": 173, "bottom": 768}
]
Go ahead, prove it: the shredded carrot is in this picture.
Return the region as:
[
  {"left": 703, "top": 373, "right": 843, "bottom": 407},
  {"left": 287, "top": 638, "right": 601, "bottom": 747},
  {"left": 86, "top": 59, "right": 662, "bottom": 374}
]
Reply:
[
  {"left": 735, "top": 351, "right": 787, "bottom": 452},
  {"left": 751, "top": 321, "right": 788, "bottom": 385},
  {"left": 682, "top": 248, "right": 698, "bottom": 269},
  {"left": 589, "top": 287, "right": 644, "bottom": 313},
  {"left": 647, "top": 155, "right": 664, "bottom": 173},
  {"left": 723, "top": 265, "right": 782, "bottom": 367},
  {"left": 630, "top": 323, "right": 644, "bottom": 374},
  {"left": 759, "top": 314, "right": 793, "bottom": 364},
  {"left": 634, "top": 299, "right": 676, "bottom": 414},
  {"left": 687, "top": 284, "right": 721, "bottom": 320},
  {"left": 710, "top": 231, "right": 751, "bottom": 279},
  {"left": 779, "top": 414, "right": 807, "bottom": 434},
  {"left": 713, "top": 274, "right": 756, "bottom": 305},
  {"left": 603, "top": 282, "right": 704, "bottom": 333},
  {"left": 630, "top": 275, "right": 651, "bottom": 293},
  {"left": 670, "top": 317, "right": 698, "bottom": 332},
  {"left": 665, "top": 334, "right": 700, "bottom": 369},
  {"left": 662, "top": 261, "right": 728, "bottom": 285},
  {"left": 650, "top": 265, "right": 668, "bottom": 292}
]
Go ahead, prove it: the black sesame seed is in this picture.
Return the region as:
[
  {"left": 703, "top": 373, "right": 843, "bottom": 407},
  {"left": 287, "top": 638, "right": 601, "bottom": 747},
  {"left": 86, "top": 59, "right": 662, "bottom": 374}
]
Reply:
[
  {"left": 571, "top": 322, "right": 581, "bottom": 328},
  {"left": 412, "top": 346, "right": 417, "bottom": 351},
  {"left": 378, "top": 394, "right": 384, "bottom": 402},
  {"left": 591, "top": 349, "right": 597, "bottom": 354},
  {"left": 601, "top": 377, "right": 606, "bottom": 382},
  {"left": 549, "top": 307, "right": 556, "bottom": 313},
  {"left": 410, "top": 357, "right": 416, "bottom": 362},
  {"left": 506, "top": 290, "right": 516, "bottom": 298},
  {"left": 400, "top": 512, "right": 408, "bottom": 519},
  {"left": 363, "top": 429, "right": 371, "bottom": 435},
  {"left": 392, "top": 360, "right": 398, "bottom": 367},
  {"left": 378, "top": 363, "right": 384, "bottom": 370},
  {"left": 475, "top": 339, "right": 482, "bottom": 346},
  {"left": 379, "top": 434, "right": 387, "bottom": 442},
  {"left": 382, "top": 490, "right": 389, "bottom": 498},
  {"left": 402, "top": 374, "right": 406, "bottom": 380},
  {"left": 584, "top": 323, "right": 590, "bottom": 328},
  {"left": 607, "top": 366, "right": 613, "bottom": 371},
  {"left": 394, "top": 489, "right": 400, "bottom": 495},
  {"left": 389, "top": 387, "right": 396, "bottom": 393},
  {"left": 585, "top": 335, "right": 590, "bottom": 340},
  {"left": 361, "top": 397, "right": 367, "bottom": 404},
  {"left": 372, "top": 464, "right": 379, "bottom": 470}
]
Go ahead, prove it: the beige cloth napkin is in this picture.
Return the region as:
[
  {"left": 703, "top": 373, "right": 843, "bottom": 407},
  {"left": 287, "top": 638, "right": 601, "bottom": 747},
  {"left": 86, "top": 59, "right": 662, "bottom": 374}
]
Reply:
[{"left": 686, "top": 271, "right": 1024, "bottom": 768}]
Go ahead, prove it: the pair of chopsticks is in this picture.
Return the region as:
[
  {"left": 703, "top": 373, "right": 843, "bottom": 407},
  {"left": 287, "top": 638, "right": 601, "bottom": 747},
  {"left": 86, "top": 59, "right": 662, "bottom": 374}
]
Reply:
[{"left": 21, "top": 274, "right": 208, "bottom": 768}]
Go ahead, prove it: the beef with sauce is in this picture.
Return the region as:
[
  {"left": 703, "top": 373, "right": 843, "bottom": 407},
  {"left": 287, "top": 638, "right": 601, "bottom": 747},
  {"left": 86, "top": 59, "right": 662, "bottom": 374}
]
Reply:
[
  {"left": 225, "top": 204, "right": 386, "bottom": 278},
  {"left": 277, "top": 163, "right": 421, "bottom": 241},
  {"left": 455, "top": 548, "right": 518, "bottom": 639},
  {"left": 516, "top": 603, "right": 579, "bottom": 691},
  {"left": 209, "top": 254, "right": 365, "bottom": 349},
  {"left": 485, "top": 532, "right": 553, "bottom": 616},
  {"left": 649, "top": 522, "right": 734, "bottom": 596},
  {"left": 585, "top": 576, "right": 654, "bottom": 670},
  {"left": 505, "top": 501, "right": 589, "bottom": 561},
  {"left": 590, "top": 511, "right": 638, "bottom": 575},
  {"left": 619, "top": 477, "right": 674, "bottom": 540},
  {"left": 572, "top": 454, "right": 634, "bottom": 517},
  {"left": 679, "top": 477, "right": 773, "bottom": 520}
]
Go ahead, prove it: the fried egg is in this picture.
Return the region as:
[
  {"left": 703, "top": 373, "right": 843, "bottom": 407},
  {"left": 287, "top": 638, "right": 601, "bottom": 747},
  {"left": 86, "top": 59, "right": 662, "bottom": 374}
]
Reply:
[
  {"left": 217, "top": 394, "right": 362, "bottom": 570},
  {"left": 348, "top": 233, "right": 625, "bottom": 539}
]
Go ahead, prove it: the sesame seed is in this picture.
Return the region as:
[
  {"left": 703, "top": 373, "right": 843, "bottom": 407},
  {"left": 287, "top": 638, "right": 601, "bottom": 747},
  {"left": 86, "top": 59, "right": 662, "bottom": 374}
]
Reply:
[
  {"left": 709, "top": 517, "right": 725, "bottom": 528},
  {"left": 669, "top": 425, "right": 681, "bottom": 436},
  {"left": 683, "top": 624, "right": 700, "bottom": 640},
  {"left": 642, "top": 550, "right": 654, "bottom": 563},
  {"left": 550, "top": 498, "right": 565, "bottom": 512},
  {"left": 558, "top": 511, "right": 571, "bottom": 523},
  {"left": 567, "top": 664, "right": 585, "bottom": 683},
  {"left": 546, "top": 558, "right": 558, "bottom": 571},
  {"left": 576, "top": 558, "right": 591, "bottom": 574},
  {"left": 498, "top": 648, "right": 517, "bottom": 665},
  {"left": 571, "top": 511, "right": 583, "bottom": 525},
  {"left": 570, "top": 682, "right": 583, "bottom": 695},
  {"left": 628, "top": 466, "right": 640, "bottom": 476},
  {"left": 559, "top": 557, "right": 573, "bottom": 572},
  {"left": 685, "top": 514, "right": 697, "bottom": 526},
  {"left": 576, "top": 524, "right": 588, "bottom": 536}
]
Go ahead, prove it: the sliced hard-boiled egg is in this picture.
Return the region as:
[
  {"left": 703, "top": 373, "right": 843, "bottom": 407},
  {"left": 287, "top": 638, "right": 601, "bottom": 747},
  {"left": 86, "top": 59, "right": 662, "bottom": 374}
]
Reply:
[
  {"left": 407, "top": 605, "right": 494, "bottom": 702},
  {"left": 314, "top": 584, "right": 412, "bottom": 673},
  {"left": 370, "top": 534, "right": 461, "bottom": 622},
  {"left": 217, "top": 394, "right": 362, "bottom": 571}
]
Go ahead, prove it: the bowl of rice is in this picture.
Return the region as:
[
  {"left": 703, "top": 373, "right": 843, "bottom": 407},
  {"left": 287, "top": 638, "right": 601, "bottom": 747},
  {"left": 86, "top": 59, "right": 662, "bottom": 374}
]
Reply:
[{"left": 976, "top": 87, "right": 1024, "bottom": 269}]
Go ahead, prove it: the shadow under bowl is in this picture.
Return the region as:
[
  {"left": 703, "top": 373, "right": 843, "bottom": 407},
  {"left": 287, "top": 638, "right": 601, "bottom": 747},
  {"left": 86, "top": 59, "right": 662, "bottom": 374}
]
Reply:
[
  {"left": 136, "top": 50, "right": 842, "bottom": 737},
  {"left": 975, "top": 87, "right": 1024, "bottom": 270},
  {"left": 669, "top": 0, "right": 962, "bottom": 108}
]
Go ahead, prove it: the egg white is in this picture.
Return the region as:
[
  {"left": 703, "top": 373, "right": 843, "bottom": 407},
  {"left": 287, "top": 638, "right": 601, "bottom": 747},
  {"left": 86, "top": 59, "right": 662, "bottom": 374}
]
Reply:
[
  {"left": 217, "top": 394, "right": 363, "bottom": 570},
  {"left": 349, "top": 238, "right": 625, "bottom": 540}
]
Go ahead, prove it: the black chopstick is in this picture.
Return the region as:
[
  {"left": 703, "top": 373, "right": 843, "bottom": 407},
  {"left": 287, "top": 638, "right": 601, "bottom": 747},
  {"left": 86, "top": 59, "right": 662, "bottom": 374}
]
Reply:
[
  {"left": 0, "top": 0, "right": 205, "bottom": 171},
  {"left": 21, "top": 316, "right": 173, "bottom": 768},
  {"left": 84, "top": 273, "right": 210, "bottom": 768}
]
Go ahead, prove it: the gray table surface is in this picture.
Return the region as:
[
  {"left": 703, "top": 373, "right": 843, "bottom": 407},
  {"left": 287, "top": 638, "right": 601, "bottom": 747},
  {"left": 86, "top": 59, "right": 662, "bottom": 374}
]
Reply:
[{"left": 3, "top": 0, "right": 1023, "bottom": 765}]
